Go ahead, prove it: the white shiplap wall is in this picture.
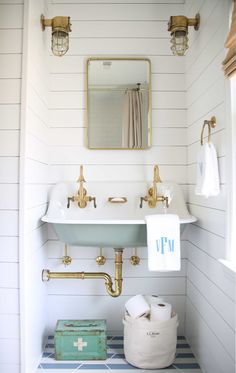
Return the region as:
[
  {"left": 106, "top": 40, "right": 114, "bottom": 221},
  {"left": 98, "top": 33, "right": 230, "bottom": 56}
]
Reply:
[
  {"left": 185, "top": 1, "right": 235, "bottom": 372},
  {"left": 0, "top": 3, "right": 23, "bottom": 373},
  {"left": 46, "top": 0, "right": 188, "bottom": 335},
  {"left": 19, "top": 1, "right": 50, "bottom": 372}
]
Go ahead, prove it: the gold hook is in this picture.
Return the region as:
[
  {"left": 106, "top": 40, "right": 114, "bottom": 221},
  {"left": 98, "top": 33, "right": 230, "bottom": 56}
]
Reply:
[{"left": 200, "top": 116, "right": 216, "bottom": 145}]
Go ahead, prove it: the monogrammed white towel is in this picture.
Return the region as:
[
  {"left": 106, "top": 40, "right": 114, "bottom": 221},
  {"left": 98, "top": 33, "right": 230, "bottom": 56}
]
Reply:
[
  {"left": 195, "top": 143, "right": 220, "bottom": 197},
  {"left": 145, "top": 214, "right": 180, "bottom": 271}
]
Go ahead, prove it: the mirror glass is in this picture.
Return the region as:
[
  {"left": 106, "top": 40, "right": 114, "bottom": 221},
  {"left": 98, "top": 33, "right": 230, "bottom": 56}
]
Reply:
[{"left": 87, "top": 58, "right": 151, "bottom": 149}]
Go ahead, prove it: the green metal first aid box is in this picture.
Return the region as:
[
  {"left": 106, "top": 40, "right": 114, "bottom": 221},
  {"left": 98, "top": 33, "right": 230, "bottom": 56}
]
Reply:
[{"left": 54, "top": 319, "right": 107, "bottom": 360}]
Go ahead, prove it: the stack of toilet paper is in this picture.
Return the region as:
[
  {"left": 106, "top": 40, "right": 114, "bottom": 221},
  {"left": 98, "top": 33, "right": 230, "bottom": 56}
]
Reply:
[
  {"left": 123, "top": 295, "right": 178, "bottom": 369},
  {"left": 125, "top": 294, "right": 172, "bottom": 322}
]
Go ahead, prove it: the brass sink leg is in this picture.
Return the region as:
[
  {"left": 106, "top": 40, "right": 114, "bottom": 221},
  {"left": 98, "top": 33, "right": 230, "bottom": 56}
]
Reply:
[
  {"left": 96, "top": 248, "right": 106, "bottom": 266},
  {"left": 62, "top": 244, "right": 72, "bottom": 266},
  {"left": 130, "top": 248, "right": 140, "bottom": 266},
  {"left": 42, "top": 248, "right": 123, "bottom": 297}
]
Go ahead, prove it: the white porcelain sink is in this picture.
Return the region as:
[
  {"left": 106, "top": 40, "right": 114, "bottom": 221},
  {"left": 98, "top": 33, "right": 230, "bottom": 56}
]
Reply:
[{"left": 42, "top": 182, "right": 196, "bottom": 247}]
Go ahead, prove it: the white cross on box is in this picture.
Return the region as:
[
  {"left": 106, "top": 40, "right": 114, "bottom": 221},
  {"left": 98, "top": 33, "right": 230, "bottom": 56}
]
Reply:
[{"left": 73, "top": 337, "right": 88, "bottom": 351}]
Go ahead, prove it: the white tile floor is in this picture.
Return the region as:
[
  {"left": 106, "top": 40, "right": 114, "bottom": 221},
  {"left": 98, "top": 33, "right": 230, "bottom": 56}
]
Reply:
[{"left": 37, "top": 335, "right": 202, "bottom": 373}]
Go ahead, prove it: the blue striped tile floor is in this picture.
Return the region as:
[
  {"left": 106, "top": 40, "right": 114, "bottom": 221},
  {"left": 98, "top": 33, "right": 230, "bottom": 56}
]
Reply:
[{"left": 37, "top": 335, "right": 202, "bottom": 373}]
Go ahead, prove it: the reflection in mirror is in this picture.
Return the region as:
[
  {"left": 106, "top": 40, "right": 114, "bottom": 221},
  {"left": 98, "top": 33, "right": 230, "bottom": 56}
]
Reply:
[{"left": 87, "top": 58, "right": 151, "bottom": 149}]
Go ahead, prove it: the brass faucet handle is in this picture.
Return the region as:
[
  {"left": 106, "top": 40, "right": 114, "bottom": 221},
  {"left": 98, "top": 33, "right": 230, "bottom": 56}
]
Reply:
[
  {"left": 89, "top": 196, "right": 97, "bottom": 208},
  {"left": 156, "top": 195, "right": 169, "bottom": 208},
  {"left": 140, "top": 196, "right": 147, "bottom": 208},
  {"left": 67, "top": 196, "right": 74, "bottom": 208},
  {"left": 153, "top": 165, "right": 162, "bottom": 183},
  {"left": 164, "top": 196, "right": 169, "bottom": 208}
]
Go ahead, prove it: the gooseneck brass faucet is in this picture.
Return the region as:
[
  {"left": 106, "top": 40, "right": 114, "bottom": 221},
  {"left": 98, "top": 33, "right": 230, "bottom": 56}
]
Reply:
[
  {"left": 67, "top": 165, "right": 97, "bottom": 208},
  {"left": 140, "top": 165, "right": 169, "bottom": 208},
  {"left": 42, "top": 249, "right": 123, "bottom": 297}
]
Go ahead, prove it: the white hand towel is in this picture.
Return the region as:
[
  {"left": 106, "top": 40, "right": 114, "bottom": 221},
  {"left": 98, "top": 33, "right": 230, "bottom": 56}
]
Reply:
[
  {"left": 145, "top": 214, "right": 180, "bottom": 271},
  {"left": 195, "top": 143, "right": 220, "bottom": 198},
  {"left": 209, "top": 143, "right": 220, "bottom": 196}
]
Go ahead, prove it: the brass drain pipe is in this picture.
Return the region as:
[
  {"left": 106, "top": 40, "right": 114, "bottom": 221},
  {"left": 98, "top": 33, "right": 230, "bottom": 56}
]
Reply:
[{"left": 42, "top": 248, "right": 123, "bottom": 297}]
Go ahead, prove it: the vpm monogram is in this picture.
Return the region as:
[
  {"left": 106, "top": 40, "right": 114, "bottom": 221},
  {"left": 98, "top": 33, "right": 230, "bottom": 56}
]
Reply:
[{"left": 156, "top": 237, "right": 175, "bottom": 254}]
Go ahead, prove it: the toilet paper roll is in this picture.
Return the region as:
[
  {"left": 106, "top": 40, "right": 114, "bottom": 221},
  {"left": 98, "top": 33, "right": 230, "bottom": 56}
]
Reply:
[
  {"left": 125, "top": 295, "right": 150, "bottom": 319},
  {"left": 124, "top": 312, "right": 150, "bottom": 324},
  {"left": 145, "top": 295, "right": 164, "bottom": 305},
  {"left": 150, "top": 302, "right": 172, "bottom": 322}
]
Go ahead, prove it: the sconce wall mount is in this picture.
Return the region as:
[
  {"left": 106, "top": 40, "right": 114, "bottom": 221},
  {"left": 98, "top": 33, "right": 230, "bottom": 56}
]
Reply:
[
  {"left": 41, "top": 15, "right": 72, "bottom": 57},
  {"left": 168, "top": 13, "right": 200, "bottom": 56}
]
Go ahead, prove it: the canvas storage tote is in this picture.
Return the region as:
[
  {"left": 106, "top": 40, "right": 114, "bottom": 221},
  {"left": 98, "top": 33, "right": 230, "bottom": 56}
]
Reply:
[{"left": 123, "top": 313, "right": 178, "bottom": 369}]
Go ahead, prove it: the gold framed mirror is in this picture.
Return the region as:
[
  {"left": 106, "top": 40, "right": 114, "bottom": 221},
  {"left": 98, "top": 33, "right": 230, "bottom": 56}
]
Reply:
[{"left": 86, "top": 57, "right": 152, "bottom": 150}]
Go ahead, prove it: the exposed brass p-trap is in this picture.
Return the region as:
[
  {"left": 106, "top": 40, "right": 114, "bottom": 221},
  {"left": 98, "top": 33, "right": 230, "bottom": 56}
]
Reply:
[{"left": 42, "top": 248, "right": 123, "bottom": 297}]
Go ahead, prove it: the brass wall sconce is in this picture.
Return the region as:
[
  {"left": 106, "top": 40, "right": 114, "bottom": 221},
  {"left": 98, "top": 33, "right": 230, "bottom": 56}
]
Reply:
[
  {"left": 168, "top": 13, "right": 200, "bottom": 56},
  {"left": 41, "top": 15, "right": 71, "bottom": 56}
]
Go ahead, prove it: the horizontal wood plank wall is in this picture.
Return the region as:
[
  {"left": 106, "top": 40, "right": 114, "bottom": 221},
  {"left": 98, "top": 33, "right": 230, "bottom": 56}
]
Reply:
[
  {"left": 19, "top": 1, "right": 50, "bottom": 372},
  {"left": 0, "top": 3, "right": 23, "bottom": 373},
  {"left": 185, "top": 1, "right": 235, "bottom": 372},
  {"left": 47, "top": 0, "right": 187, "bottom": 335}
]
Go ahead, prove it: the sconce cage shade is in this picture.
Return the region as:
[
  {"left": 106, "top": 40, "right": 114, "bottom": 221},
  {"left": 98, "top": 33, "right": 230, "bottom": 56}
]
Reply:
[
  {"left": 170, "top": 30, "right": 189, "bottom": 56},
  {"left": 52, "top": 29, "right": 69, "bottom": 56}
]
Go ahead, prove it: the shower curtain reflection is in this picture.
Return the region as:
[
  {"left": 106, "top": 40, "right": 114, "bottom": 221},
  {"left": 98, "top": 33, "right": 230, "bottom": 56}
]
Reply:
[{"left": 122, "top": 89, "right": 148, "bottom": 148}]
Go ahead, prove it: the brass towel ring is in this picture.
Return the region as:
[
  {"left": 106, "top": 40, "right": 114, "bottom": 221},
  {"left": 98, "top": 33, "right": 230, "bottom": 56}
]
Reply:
[{"left": 200, "top": 116, "right": 216, "bottom": 145}]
